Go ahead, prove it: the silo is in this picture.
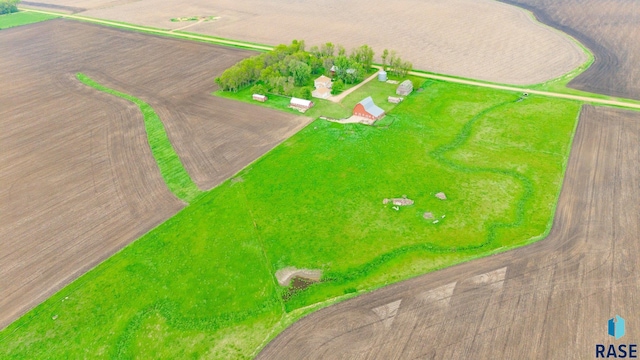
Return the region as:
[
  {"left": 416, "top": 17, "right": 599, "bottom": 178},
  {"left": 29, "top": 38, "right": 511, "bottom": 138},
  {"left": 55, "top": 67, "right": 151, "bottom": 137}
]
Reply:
[{"left": 378, "top": 70, "right": 388, "bottom": 82}]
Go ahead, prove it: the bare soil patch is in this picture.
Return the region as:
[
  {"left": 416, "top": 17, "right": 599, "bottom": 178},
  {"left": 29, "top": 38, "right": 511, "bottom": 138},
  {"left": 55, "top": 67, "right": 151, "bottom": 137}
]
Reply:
[
  {"left": 500, "top": 0, "right": 640, "bottom": 99},
  {"left": 258, "top": 106, "right": 640, "bottom": 358},
  {"left": 275, "top": 267, "right": 322, "bottom": 287},
  {"left": 282, "top": 277, "right": 319, "bottom": 302},
  {"left": 32, "top": 0, "right": 585, "bottom": 85},
  {"left": 0, "top": 20, "right": 307, "bottom": 329}
]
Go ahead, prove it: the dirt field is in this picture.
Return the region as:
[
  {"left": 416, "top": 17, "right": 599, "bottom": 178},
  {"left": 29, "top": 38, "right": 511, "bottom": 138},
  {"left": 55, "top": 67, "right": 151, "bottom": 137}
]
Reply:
[
  {"left": 0, "top": 20, "right": 307, "bottom": 329},
  {"left": 499, "top": 0, "right": 640, "bottom": 100},
  {"left": 21, "top": 0, "right": 587, "bottom": 86},
  {"left": 259, "top": 105, "right": 640, "bottom": 359}
]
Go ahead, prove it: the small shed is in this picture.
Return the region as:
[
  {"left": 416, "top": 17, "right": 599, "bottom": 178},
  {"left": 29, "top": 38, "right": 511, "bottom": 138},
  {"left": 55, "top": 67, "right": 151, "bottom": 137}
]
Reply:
[
  {"left": 290, "top": 97, "right": 314, "bottom": 111},
  {"left": 252, "top": 94, "right": 267, "bottom": 102},
  {"left": 396, "top": 80, "right": 413, "bottom": 96},
  {"left": 353, "top": 96, "right": 385, "bottom": 121},
  {"left": 388, "top": 96, "right": 403, "bottom": 104},
  {"left": 312, "top": 87, "right": 332, "bottom": 99},
  {"left": 378, "top": 70, "right": 388, "bottom": 82},
  {"left": 314, "top": 75, "right": 332, "bottom": 89}
]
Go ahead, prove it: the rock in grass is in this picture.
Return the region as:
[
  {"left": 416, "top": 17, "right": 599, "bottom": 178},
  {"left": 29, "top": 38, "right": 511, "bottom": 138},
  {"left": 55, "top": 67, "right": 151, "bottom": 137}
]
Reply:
[
  {"left": 435, "top": 192, "right": 447, "bottom": 200},
  {"left": 383, "top": 197, "right": 414, "bottom": 206},
  {"left": 423, "top": 212, "right": 434, "bottom": 219}
]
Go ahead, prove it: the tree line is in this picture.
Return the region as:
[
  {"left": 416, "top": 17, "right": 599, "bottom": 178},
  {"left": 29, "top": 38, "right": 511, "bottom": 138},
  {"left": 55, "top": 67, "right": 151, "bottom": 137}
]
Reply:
[
  {"left": 381, "top": 49, "right": 413, "bottom": 78},
  {"left": 1, "top": 0, "right": 20, "bottom": 15},
  {"left": 215, "top": 40, "right": 413, "bottom": 99}
]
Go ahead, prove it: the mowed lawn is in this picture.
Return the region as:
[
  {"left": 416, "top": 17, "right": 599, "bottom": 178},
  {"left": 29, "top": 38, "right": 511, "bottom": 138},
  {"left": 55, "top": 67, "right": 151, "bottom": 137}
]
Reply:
[
  {"left": 0, "top": 81, "right": 581, "bottom": 358},
  {"left": 0, "top": 11, "right": 58, "bottom": 29}
]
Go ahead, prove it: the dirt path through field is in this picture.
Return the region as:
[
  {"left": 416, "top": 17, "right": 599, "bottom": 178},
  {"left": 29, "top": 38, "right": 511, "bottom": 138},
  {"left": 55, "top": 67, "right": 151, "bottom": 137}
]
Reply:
[{"left": 258, "top": 105, "right": 640, "bottom": 359}]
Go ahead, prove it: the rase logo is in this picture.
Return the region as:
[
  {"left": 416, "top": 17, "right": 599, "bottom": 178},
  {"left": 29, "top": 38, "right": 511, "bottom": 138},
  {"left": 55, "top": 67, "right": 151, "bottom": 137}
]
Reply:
[
  {"left": 610, "top": 315, "right": 626, "bottom": 340},
  {"left": 596, "top": 315, "right": 637, "bottom": 358}
]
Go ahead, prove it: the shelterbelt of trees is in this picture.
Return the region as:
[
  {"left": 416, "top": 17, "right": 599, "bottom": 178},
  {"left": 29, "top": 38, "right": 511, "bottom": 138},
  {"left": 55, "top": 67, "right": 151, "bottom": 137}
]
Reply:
[
  {"left": 215, "top": 40, "right": 412, "bottom": 99},
  {"left": 1, "top": 0, "right": 20, "bottom": 14}
]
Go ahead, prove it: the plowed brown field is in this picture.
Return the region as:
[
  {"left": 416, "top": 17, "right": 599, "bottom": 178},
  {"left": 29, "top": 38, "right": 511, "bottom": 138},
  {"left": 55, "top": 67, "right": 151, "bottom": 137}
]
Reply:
[
  {"left": 500, "top": 0, "right": 640, "bottom": 100},
  {"left": 0, "top": 19, "right": 307, "bottom": 329},
  {"left": 21, "top": 0, "right": 587, "bottom": 86}
]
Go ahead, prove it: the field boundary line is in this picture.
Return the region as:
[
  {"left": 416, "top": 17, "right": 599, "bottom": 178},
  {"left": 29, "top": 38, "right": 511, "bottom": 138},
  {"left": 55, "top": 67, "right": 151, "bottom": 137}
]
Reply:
[{"left": 20, "top": 8, "right": 640, "bottom": 111}]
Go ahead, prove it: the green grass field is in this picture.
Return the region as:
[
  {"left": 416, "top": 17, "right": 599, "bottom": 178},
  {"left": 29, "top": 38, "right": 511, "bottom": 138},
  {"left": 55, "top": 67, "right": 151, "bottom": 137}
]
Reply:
[
  {"left": 0, "top": 11, "right": 58, "bottom": 29},
  {"left": 77, "top": 73, "right": 201, "bottom": 202},
  {"left": 0, "top": 80, "right": 580, "bottom": 358}
]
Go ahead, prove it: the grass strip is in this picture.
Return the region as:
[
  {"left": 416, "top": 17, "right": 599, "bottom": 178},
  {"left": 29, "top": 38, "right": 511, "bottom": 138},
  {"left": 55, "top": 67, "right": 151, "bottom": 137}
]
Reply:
[
  {"left": 77, "top": 73, "right": 201, "bottom": 202},
  {"left": 0, "top": 10, "right": 58, "bottom": 29}
]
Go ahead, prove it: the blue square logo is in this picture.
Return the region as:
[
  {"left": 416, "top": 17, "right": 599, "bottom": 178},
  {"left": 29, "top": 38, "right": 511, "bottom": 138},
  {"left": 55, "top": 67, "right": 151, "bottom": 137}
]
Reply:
[{"left": 609, "top": 315, "right": 626, "bottom": 340}]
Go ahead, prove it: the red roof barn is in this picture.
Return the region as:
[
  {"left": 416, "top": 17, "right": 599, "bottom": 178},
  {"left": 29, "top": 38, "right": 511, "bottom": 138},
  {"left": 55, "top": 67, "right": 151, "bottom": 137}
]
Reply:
[{"left": 353, "top": 96, "right": 385, "bottom": 121}]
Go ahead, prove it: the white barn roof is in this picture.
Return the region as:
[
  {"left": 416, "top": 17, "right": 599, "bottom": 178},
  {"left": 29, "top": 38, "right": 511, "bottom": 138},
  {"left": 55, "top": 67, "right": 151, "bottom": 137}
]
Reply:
[
  {"left": 358, "top": 96, "right": 384, "bottom": 117},
  {"left": 290, "top": 97, "right": 313, "bottom": 107}
]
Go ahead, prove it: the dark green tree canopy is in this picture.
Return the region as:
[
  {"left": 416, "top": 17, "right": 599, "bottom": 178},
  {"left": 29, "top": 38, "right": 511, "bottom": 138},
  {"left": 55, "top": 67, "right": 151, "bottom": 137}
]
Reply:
[
  {"left": 216, "top": 40, "right": 407, "bottom": 96},
  {"left": 0, "top": 0, "right": 20, "bottom": 15}
]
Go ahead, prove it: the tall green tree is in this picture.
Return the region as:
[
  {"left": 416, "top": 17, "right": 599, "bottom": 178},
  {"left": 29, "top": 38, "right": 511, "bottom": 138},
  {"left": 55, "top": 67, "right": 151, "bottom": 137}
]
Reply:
[
  {"left": 331, "top": 79, "right": 344, "bottom": 95},
  {"left": 322, "top": 57, "right": 334, "bottom": 75},
  {"left": 0, "top": 0, "right": 19, "bottom": 14},
  {"left": 351, "top": 45, "right": 375, "bottom": 71},
  {"left": 381, "top": 49, "right": 389, "bottom": 70},
  {"left": 333, "top": 55, "right": 350, "bottom": 80},
  {"left": 320, "top": 42, "right": 335, "bottom": 57},
  {"left": 288, "top": 60, "right": 312, "bottom": 87}
]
